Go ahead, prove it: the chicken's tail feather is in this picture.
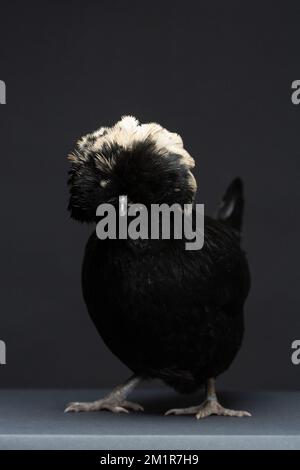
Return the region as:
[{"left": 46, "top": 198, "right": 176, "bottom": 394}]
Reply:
[{"left": 216, "top": 178, "right": 244, "bottom": 232}]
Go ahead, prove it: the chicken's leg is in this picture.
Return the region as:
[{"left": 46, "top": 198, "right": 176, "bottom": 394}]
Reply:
[
  {"left": 65, "top": 375, "right": 144, "bottom": 413},
  {"left": 165, "top": 378, "right": 251, "bottom": 419}
]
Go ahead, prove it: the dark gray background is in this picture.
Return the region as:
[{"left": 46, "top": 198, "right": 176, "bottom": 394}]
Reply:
[{"left": 0, "top": 0, "right": 299, "bottom": 390}]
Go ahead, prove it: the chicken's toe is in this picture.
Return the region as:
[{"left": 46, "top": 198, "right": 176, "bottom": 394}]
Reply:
[{"left": 165, "top": 406, "right": 199, "bottom": 416}]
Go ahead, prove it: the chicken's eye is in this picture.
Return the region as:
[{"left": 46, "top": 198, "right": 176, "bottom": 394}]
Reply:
[{"left": 100, "top": 179, "right": 109, "bottom": 188}]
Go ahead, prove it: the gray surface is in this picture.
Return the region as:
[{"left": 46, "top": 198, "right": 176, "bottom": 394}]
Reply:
[{"left": 0, "top": 389, "right": 299, "bottom": 449}]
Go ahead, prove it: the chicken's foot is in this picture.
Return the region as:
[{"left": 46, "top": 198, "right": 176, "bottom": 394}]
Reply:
[
  {"left": 65, "top": 375, "right": 144, "bottom": 413},
  {"left": 165, "top": 378, "right": 251, "bottom": 419}
]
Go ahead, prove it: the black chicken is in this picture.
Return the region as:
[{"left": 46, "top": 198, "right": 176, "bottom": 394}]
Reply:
[{"left": 65, "top": 116, "right": 251, "bottom": 418}]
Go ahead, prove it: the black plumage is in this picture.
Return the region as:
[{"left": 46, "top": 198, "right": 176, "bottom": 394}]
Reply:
[{"left": 65, "top": 116, "right": 251, "bottom": 418}]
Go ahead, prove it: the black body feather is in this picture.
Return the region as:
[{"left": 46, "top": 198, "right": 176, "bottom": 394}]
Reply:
[
  {"left": 81, "top": 214, "right": 249, "bottom": 393},
  {"left": 68, "top": 118, "right": 250, "bottom": 394}
]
